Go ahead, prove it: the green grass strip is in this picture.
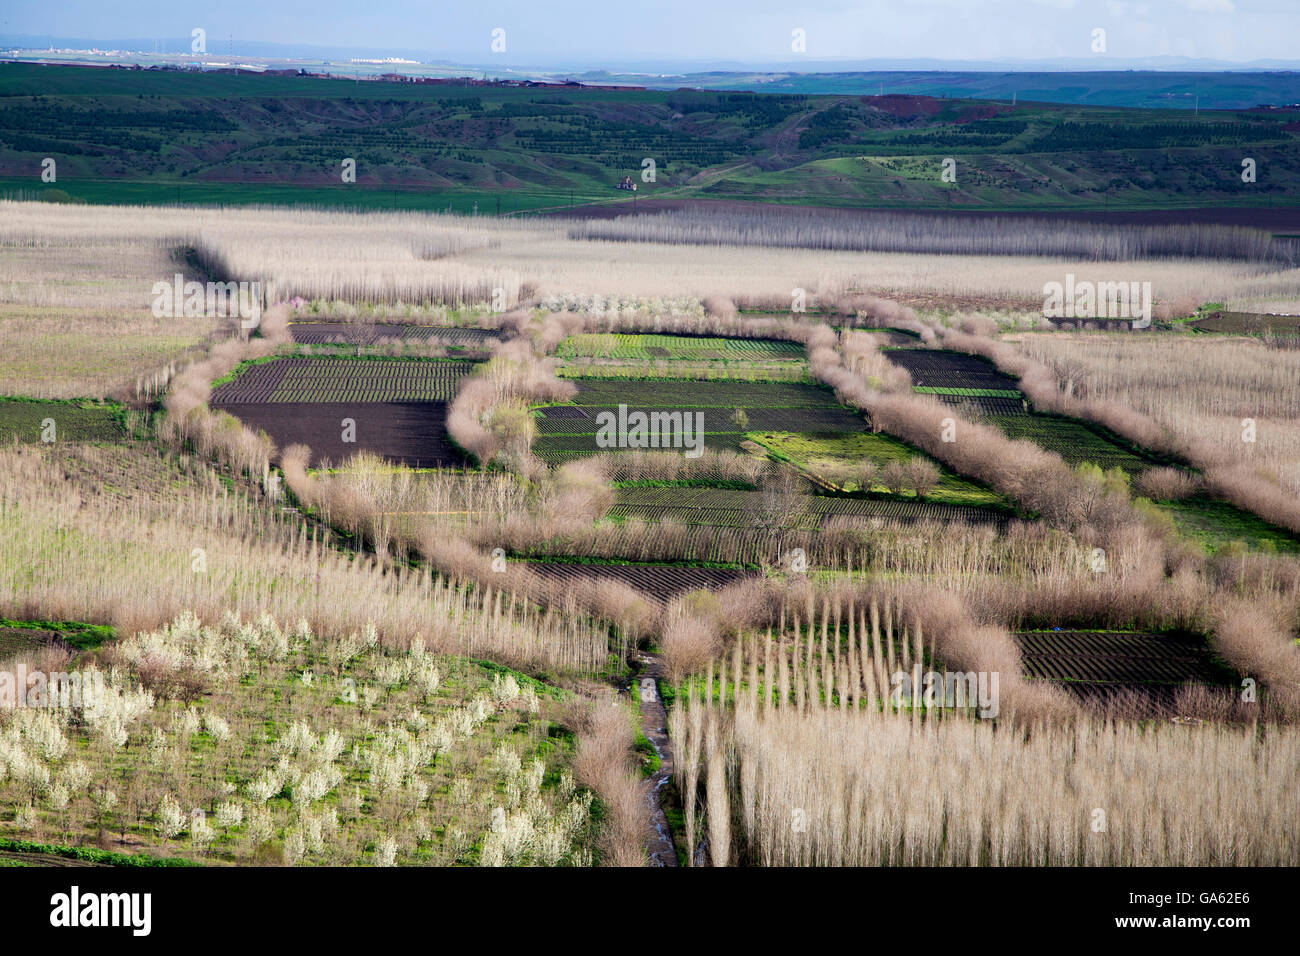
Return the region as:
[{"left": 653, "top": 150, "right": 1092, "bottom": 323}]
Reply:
[
  {"left": 0, "top": 838, "right": 199, "bottom": 867},
  {"left": 912, "top": 386, "right": 1023, "bottom": 398}
]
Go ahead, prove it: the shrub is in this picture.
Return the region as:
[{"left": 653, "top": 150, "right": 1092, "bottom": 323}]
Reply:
[
  {"left": 881, "top": 460, "right": 911, "bottom": 496},
  {"left": 905, "top": 459, "right": 940, "bottom": 499},
  {"left": 1134, "top": 466, "right": 1201, "bottom": 502}
]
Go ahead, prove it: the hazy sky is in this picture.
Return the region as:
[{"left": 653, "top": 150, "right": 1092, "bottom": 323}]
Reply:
[{"left": 3, "top": 0, "right": 1296, "bottom": 64}]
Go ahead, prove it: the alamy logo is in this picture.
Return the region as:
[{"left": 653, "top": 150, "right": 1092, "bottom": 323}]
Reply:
[
  {"left": 50, "top": 886, "right": 152, "bottom": 936},
  {"left": 891, "top": 670, "right": 1000, "bottom": 718},
  {"left": 1043, "top": 273, "right": 1151, "bottom": 327},
  {"left": 0, "top": 666, "right": 103, "bottom": 709},
  {"left": 151, "top": 274, "right": 262, "bottom": 329},
  {"left": 595, "top": 404, "right": 704, "bottom": 458}
]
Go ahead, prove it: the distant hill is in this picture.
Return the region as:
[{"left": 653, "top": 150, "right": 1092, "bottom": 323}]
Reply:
[
  {"left": 1, "top": 63, "right": 1297, "bottom": 215},
  {"left": 585, "top": 70, "right": 1300, "bottom": 111}
]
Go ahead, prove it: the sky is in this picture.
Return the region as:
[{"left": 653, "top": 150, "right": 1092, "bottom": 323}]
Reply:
[{"left": 2, "top": 0, "right": 1298, "bottom": 67}]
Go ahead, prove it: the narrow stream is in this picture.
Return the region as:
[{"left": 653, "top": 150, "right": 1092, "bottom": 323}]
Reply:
[{"left": 632, "top": 651, "right": 678, "bottom": 867}]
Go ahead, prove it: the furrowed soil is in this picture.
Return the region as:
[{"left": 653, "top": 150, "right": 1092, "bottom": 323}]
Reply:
[
  {"left": 1190, "top": 311, "right": 1300, "bottom": 334},
  {"left": 211, "top": 357, "right": 475, "bottom": 403},
  {"left": 289, "top": 322, "right": 501, "bottom": 348},
  {"left": 212, "top": 401, "right": 464, "bottom": 468},
  {"left": 524, "top": 561, "right": 752, "bottom": 599},
  {"left": 1014, "top": 630, "right": 1238, "bottom": 708}
]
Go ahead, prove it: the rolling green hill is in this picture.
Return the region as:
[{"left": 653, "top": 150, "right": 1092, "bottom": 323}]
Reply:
[{"left": 2, "top": 63, "right": 1298, "bottom": 214}]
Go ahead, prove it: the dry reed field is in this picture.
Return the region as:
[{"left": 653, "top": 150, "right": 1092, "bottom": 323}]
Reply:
[
  {"left": 0, "top": 237, "right": 223, "bottom": 399},
  {"left": 4, "top": 201, "right": 1299, "bottom": 319},
  {"left": 569, "top": 207, "right": 1287, "bottom": 262},
  {"left": 0, "top": 442, "right": 612, "bottom": 676},
  {"left": 677, "top": 702, "right": 1300, "bottom": 866},
  {"left": 666, "top": 583, "right": 1299, "bottom": 866}
]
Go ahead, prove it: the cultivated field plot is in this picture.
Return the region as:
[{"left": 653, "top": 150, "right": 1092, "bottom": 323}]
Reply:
[
  {"left": 532, "top": 433, "right": 752, "bottom": 461},
  {"left": 609, "top": 485, "right": 1002, "bottom": 528},
  {"left": 986, "top": 414, "right": 1158, "bottom": 473},
  {"left": 556, "top": 363, "right": 813, "bottom": 383},
  {"left": 524, "top": 560, "right": 752, "bottom": 598},
  {"left": 0, "top": 400, "right": 124, "bottom": 443},
  {"left": 0, "top": 625, "right": 74, "bottom": 660},
  {"left": 533, "top": 378, "right": 856, "bottom": 462},
  {"left": 210, "top": 357, "right": 475, "bottom": 403},
  {"left": 289, "top": 322, "right": 501, "bottom": 348},
  {"left": 1191, "top": 311, "right": 1300, "bottom": 335},
  {"left": 1014, "top": 630, "right": 1238, "bottom": 705},
  {"left": 558, "top": 333, "right": 805, "bottom": 362},
  {"left": 884, "top": 348, "right": 1021, "bottom": 393},
  {"left": 210, "top": 401, "right": 464, "bottom": 468},
  {"left": 564, "top": 379, "right": 841, "bottom": 409},
  {"left": 930, "top": 394, "right": 1028, "bottom": 416},
  {"left": 884, "top": 348, "right": 1032, "bottom": 416},
  {"left": 879, "top": 350, "right": 1159, "bottom": 474},
  {"left": 536, "top": 405, "right": 860, "bottom": 435},
  {"left": 883, "top": 344, "right": 1295, "bottom": 550},
  {"left": 749, "top": 431, "right": 1003, "bottom": 507}
]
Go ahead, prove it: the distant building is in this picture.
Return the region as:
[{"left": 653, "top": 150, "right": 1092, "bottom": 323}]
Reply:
[{"left": 616, "top": 176, "right": 637, "bottom": 191}]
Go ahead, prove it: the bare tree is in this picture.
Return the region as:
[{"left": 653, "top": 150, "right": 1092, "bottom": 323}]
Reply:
[
  {"left": 856, "top": 461, "right": 881, "bottom": 494},
  {"left": 881, "top": 460, "right": 911, "bottom": 497},
  {"left": 747, "top": 466, "right": 808, "bottom": 529},
  {"left": 906, "top": 459, "right": 941, "bottom": 500}
]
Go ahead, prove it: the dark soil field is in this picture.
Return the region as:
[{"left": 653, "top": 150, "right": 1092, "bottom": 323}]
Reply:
[
  {"left": 1190, "top": 310, "right": 1300, "bottom": 334},
  {"left": 1014, "top": 630, "right": 1238, "bottom": 707},
  {"left": 563, "top": 379, "right": 841, "bottom": 408},
  {"left": 0, "top": 625, "right": 75, "bottom": 660},
  {"left": 928, "top": 395, "right": 1028, "bottom": 416},
  {"left": 525, "top": 560, "right": 752, "bottom": 599},
  {"left": 289, "top": 323, "right": 501, "bottom": 349},
  {"left": 211, "top": 401, "right": 464, "bottom": 468},
  {"left": 537, "top": 405, "right": 860, "bottom": 435},
  {"left": 883, "top": 348, "right": 1022, "bottom": 394},
  {"left": 211, "top": 357, "right": 475, "bottom": 403},
  {"left": 532, "top": 433, "right": 753, "bottom": 460}
]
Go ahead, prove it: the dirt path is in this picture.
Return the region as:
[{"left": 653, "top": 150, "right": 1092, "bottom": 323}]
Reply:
[{"left": 633, "top": 651, "right": 678, "bottom": 867}]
